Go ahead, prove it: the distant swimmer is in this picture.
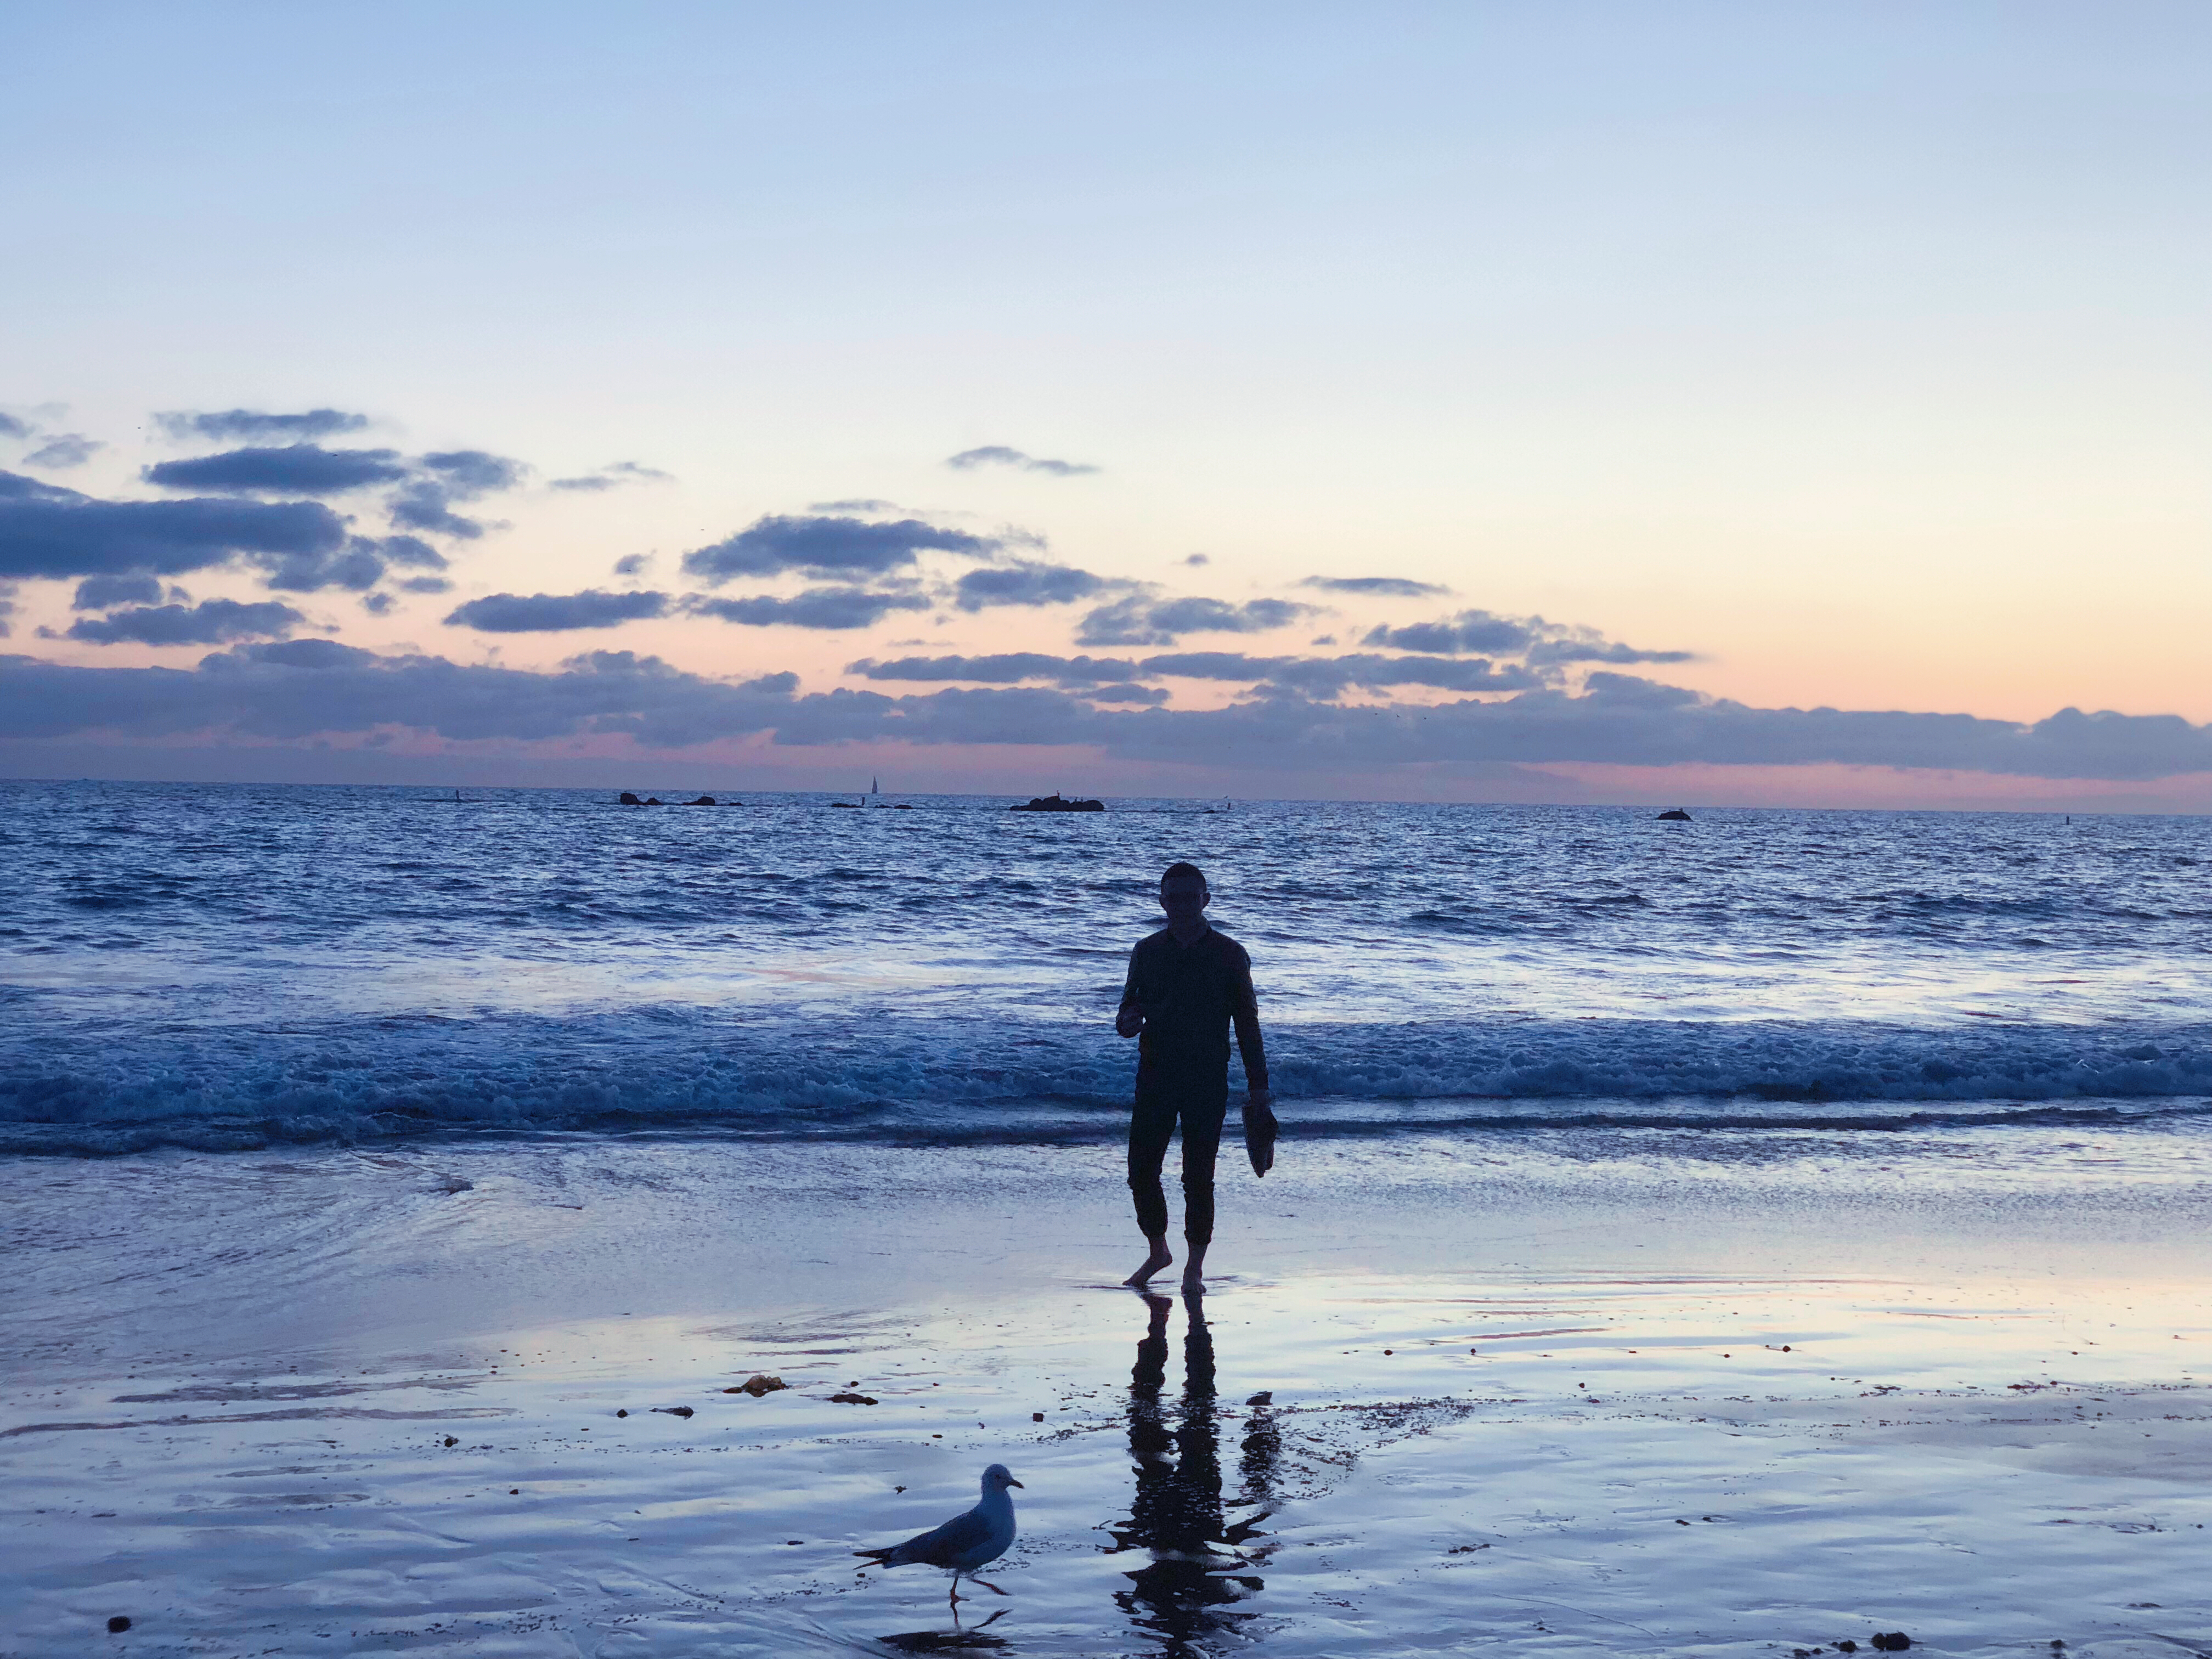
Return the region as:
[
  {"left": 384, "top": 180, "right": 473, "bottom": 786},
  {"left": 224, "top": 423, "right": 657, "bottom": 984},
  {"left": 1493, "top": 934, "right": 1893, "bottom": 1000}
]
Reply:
[{"left": 1115, "top": 861, "right": 1272, "bottom": 1291}]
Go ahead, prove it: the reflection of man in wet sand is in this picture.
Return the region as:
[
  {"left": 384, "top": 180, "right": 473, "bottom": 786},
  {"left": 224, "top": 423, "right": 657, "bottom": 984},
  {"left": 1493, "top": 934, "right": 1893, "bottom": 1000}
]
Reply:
[
  {"left": 1108, "top": 1291, "right": 1277, "bottom": 1645},
  {"left": 1115, "top": 862, "right": 1271, "bottom": 1290}
]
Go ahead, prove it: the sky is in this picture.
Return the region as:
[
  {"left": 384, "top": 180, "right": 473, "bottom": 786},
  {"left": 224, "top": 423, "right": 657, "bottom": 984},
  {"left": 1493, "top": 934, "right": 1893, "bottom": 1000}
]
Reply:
[{"left": 4, "top": 2, "right": 2209, "bottom": 807}]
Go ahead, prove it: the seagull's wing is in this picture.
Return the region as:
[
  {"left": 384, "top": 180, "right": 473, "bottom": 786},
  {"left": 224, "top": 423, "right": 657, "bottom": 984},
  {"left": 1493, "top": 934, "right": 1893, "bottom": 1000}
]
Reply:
[{"left": 858, "top": 1503, "right": 992, "bottom": 1568}]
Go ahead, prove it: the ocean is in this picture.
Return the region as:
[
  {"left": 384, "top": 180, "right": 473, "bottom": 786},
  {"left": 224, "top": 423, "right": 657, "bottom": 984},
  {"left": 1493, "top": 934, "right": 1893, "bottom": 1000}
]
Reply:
[{"left": 4, "top": 778, "right": 2208, "bottom": 1159}]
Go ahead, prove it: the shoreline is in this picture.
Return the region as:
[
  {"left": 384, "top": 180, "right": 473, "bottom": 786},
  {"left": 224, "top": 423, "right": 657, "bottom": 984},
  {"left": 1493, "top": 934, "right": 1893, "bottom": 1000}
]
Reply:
[{"left": 5, "top": 1137, "right": 2211, "bottom": 1656}]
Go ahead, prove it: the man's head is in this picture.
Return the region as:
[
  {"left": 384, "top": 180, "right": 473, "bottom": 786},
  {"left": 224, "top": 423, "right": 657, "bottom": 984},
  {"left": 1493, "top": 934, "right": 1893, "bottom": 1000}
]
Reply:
[{"left": 1159, "top": 861, "right": 1210, "bottom": 931}]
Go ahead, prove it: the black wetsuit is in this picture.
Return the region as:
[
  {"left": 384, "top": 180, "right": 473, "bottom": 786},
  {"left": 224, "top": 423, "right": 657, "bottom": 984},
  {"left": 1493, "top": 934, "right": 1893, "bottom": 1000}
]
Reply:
[{"left": 1119, "top": 925, "right": 1268, "bottom": 1247}]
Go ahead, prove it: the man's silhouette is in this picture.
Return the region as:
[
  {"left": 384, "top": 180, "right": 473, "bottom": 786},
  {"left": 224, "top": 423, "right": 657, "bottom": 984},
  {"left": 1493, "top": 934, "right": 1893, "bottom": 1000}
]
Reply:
[{"left": 1115, "top": 861, "right": 1270, "bottom": 1290}]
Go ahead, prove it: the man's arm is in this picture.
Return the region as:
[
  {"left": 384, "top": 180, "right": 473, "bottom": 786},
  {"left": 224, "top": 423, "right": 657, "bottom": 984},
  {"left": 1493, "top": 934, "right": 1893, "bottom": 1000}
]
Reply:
[
  {"left": 1115, "top": 943, "right": 1145, "bottom": 1039},
  {"left": 1228, "top": 945, "right": 1269, "bottom": 1101}
]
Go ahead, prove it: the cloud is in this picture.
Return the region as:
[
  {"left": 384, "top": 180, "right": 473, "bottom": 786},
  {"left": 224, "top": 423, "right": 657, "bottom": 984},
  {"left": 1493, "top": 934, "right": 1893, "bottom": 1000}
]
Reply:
[
  {"left": 0, "top": 413, "right": 33, "bottom": 442},
  {"left": 809, "top": 498, "right": 898, "bottom": 513},
  {"left": 65, "top": 597, "right": 306, "bottom": 646},
  {"left": 9, "top": 644, "right": 2212, "bottom": 782},
  {"left": 445, "top": 589, "right": 671, "bottom": 633},
  {"left": 72, "top": 572, "right": 165, "bottom": 611},
  {"left": 1302, "top": 575, "right": 1449, "bottom": 597},
  {"left": 952, "top": 561, "right": 1109, "bottom": 611},
  {"left": 1522, "top": 636, "right": 1697, "bottom": 667},
  {"left": 139, "top": 443, "right": 523, "bottom": 543},
  {"left": 1141, "top": 651, "right": 1545, "bottom": 697},
  {"left": 682, "top": 515, "right": 996, "bottom": 585},
  {"left": 1183, "top": 554, "right": 1209, "bottom": 567},
  {"left": 366, "top": 534, "right": 446, "bottom": 570},
  {"left": 613, "top": 553, "right": 652, "bottom": 577},
  {"left": 398, "top": 575, "right": 452, "bottom": 594},
  {"left": 388, "top": 482, "right": 488, "bottom": 539},
  {"left": 850, "top": 652, "right": 1144, "bottom": 685},
  {"left": 143, "top": 444, "right": 412, "bottom": 495},
  {"left": 0, "top": 642, "right": 802, "bottom": 749},
  {"left": 1076, "top": 594, "right": 1311, "bottom": 646},
  {"left": 258, "top": 536, "right": 396, "bottom": 592},
  {"left": 851, "top": 648, "right": 1542, "bottom": 699},
  {"left": 386, "top": 452, "right": 526, "bottom": 541},
  {"left": 685, "top": 588, "right": 933, "bottom": 630},
  {"left": 360, "top": 592, "right": 396, "bottom": 616},
  {"left": 549, "top": 461, "right": 673, "bottom": 493},
  {"left": 420, "top": 450, "right": 526, "bottom": 496},
  {"left": 1, "top": 468, "right": 349, "bottom": 582},
  {"left": 945, "top": 445, "right": 1100, "bottom": 477},
  {"left": 25, "top": 435, "right": 102, "bottom": 469},
  {"left": 1361, "top": 607, "right": 1689, "bottom": 664},
  {"left": 156, "top": 408, "right": 370, "bottom": 443}
]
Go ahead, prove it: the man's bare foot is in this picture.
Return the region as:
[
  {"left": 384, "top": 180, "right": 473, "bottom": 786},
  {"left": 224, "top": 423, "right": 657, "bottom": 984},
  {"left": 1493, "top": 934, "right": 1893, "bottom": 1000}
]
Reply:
[
  {"left": 1181, "top": 1247, "right": 1207, "bottom": 1292},
  {"left": 1123, "top": 1240, "right": 1173, "bottom": 1286}
]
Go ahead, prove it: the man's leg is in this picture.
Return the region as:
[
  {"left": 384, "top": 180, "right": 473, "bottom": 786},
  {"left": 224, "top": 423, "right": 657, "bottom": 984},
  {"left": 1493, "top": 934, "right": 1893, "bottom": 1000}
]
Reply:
[
  {"left": 1177, "top": 1081, "right": 1230, "bottom": 1288},
  {"left": 1124, "top": 1083, "right": 1176, "bottom": 1286}
]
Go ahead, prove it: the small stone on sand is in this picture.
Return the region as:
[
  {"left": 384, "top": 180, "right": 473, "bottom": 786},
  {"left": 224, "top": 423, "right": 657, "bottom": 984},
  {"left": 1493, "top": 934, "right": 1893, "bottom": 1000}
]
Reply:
[{"left": 107, "top": 1617, "right": 132, "bottom": 1634}]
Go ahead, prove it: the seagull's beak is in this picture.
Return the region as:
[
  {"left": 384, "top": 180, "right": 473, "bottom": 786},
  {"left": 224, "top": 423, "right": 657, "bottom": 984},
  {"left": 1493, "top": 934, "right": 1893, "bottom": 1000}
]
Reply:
[{"left": 1008, "top": 1479, "right": 1024, "bottom": 1488}]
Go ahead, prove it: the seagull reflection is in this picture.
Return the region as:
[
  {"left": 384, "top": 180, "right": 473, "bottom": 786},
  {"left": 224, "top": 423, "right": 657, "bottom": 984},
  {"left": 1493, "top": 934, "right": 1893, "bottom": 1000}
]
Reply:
[
  {"left": 877, "top": 1608, "right": 1010, "bottom": 1652},
  {"left": 1103, "top": 1290, "right": 1279, "bottom": 1654}
]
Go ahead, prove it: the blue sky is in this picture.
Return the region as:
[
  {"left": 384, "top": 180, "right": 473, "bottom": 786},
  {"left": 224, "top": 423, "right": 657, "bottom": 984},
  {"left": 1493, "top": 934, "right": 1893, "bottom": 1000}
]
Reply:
[{"left": 4, "top": 4, "right": 2210, "bottom": 804}]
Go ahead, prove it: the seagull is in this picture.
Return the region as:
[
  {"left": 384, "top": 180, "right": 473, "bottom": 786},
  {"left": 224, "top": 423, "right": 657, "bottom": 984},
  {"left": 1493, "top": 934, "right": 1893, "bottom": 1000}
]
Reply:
[{"left": 854, "top": 1463, "right": 1023, "bottom": 1606}]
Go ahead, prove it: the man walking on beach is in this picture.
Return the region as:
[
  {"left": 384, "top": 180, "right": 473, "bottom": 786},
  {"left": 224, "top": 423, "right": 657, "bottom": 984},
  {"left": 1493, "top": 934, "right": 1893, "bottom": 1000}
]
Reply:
[{"left": 1115, "top": 862, "right": 1271, "bottom": 1290}]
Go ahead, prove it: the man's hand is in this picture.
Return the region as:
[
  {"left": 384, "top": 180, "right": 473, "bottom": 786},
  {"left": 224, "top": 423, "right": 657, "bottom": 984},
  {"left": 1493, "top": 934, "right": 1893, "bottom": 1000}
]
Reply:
[
  {"left": 1245, "top": 1087, "right": 1273, "bottom": 1111},
  {"left": 1115, "top": 1005, "right": 1146, "bottom": 1039}
]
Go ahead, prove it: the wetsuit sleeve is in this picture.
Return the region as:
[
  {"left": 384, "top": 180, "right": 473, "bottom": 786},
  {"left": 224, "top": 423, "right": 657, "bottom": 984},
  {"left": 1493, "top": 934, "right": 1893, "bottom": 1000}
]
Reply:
[
  {"left": 1119, "top": 943, "right": 1142, "bottom": 1016},
  {"left": 1229, "top": 944, "right": 1268, "bottom": 1091}
]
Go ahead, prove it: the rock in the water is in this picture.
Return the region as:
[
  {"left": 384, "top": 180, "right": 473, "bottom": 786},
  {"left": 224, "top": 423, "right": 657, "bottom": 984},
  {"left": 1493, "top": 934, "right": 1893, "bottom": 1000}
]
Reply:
[
  {"left": 652, "top": 1405, "right": 695, "bottom": 1418},
  {"left": 1008, "top": 793, "right": 1104, "bottom": 811},
  {"left": 829, "top": 1391, "right": 879, "bottom": 1405},
  {"left": 725, "top": 1374, "right": 788, "bottom": 1397},
  {"left": 1657, "top": 808, "right": 1692, "bottom": 821},
  {"left": 619, "top": 792, "right": 644, "bottom": 805},
  {"left": 1871, "top": 1637, "right": 1911, "bottom": 1652},
  {"left": 686, "top": 795, "right": 716, "bottom": 805},
  {"left": 616, "top": 1408, "right": 628, "bottom": 1417},
  {"left": 442, "top": 1435, "right": 459, "bottom": 1447},
  {"left": 108, "top": 1617, "right": 132, "bottom": 1634}
]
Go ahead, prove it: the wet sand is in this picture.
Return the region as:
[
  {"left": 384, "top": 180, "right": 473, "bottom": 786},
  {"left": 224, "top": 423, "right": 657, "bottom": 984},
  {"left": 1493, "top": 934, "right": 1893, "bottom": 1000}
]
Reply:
[{"left": 5, "top": 1130, "right": 2212, "bottom": 1657}]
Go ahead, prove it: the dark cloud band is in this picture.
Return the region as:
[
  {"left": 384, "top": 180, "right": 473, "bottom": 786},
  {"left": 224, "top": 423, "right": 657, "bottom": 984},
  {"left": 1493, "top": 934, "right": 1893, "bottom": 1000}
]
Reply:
[{"left": 3, "top": 645, "right": 2208, "bottom": 781}]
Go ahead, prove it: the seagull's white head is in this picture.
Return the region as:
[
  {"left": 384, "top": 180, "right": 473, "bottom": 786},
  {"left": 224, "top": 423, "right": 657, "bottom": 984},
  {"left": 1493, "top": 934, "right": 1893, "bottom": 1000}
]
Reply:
[{"left": 983, "top": 1462, "right": 1023, "bottom": 1492}]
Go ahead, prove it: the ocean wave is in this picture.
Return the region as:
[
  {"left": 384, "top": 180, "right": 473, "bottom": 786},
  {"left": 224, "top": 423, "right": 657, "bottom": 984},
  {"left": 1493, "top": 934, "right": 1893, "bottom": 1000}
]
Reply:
[{"left": 2, "top": 1007, "right": 2207, "bottom": 1157}]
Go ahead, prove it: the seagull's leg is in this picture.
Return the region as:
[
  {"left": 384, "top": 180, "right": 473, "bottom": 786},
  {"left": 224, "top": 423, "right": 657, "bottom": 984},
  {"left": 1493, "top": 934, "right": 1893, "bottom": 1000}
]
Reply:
[
  {"left": 947, "top": 1572, "right": 962, "bottom": 1607},
  {"left": 974, "top": 1577, "right": 1012, "bottom": 1596}
]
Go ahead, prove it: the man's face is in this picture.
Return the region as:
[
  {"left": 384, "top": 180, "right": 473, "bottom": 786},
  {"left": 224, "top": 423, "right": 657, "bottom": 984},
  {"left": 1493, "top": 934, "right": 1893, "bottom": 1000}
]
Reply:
[{"left": 1159, "top": 876, "right": 1210, "bottom": 928}]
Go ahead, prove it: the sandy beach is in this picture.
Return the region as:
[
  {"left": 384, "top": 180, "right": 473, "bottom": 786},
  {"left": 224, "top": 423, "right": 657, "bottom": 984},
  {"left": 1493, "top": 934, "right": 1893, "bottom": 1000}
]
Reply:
[{"left": 6, "top": 1124, "right": 2211, "bottom": 1658}]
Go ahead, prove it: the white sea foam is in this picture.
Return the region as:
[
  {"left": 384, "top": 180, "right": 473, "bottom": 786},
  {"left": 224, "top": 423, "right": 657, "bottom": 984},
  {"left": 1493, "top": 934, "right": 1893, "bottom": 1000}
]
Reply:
[{"left": 3, "top": 1007, "right": 2208, "bottom": 1155}]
